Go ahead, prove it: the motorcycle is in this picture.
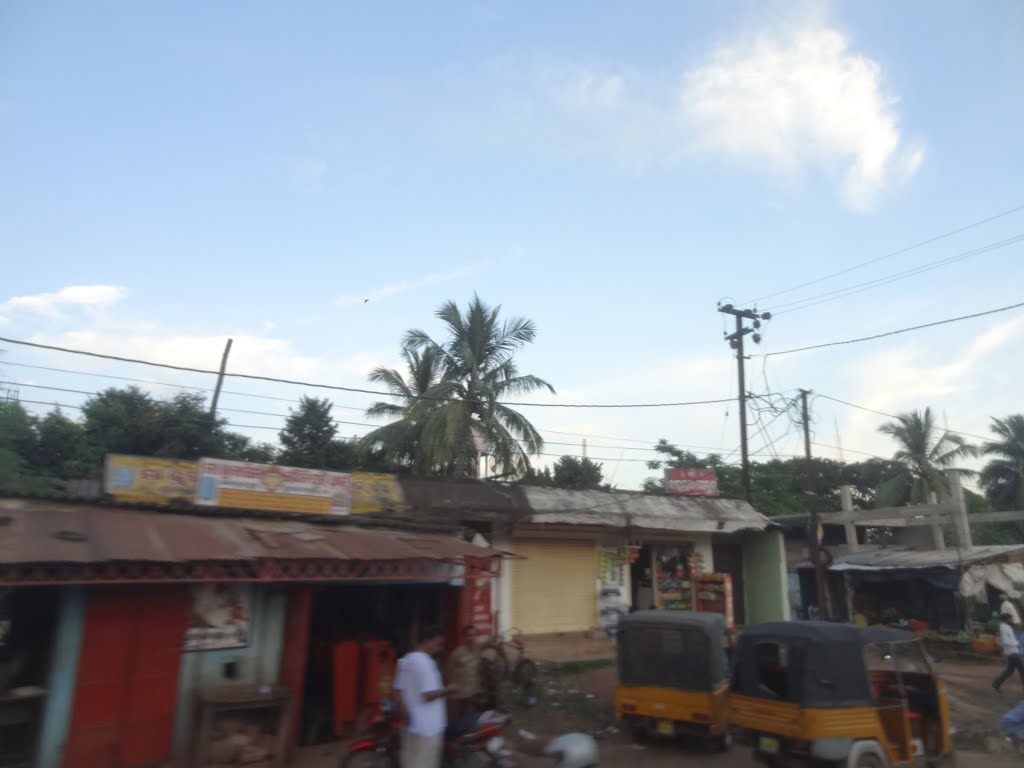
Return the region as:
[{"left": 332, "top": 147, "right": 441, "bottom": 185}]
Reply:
[{"left": 341, "top": 703, "right": 513, "bottom": 768}]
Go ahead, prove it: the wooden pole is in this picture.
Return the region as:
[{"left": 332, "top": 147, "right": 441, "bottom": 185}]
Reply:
[{"left": 209, "top": 338, "right": 233, "bottom": 418}]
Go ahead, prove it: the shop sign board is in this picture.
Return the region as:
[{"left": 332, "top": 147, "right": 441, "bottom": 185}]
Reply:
[
  {"left": 350, "top": 472, "right": 407, "bottom": 515},
  {"left": 665, "top": 467, "right": 719, "bottom": 496},
  {"left": 467, "top": 576, "right": 493, "bottom": 635},
  {"left": 195, "top": 458, "right": 352, "bottom": 515},
  {"left": 104, "top": 455, "right": 199, "bottom": 503},
  {"left": 184, "top": 583, "right": 252, "bottom": 651}
]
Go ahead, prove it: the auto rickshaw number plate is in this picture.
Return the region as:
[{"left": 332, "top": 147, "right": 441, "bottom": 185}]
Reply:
[
  {"left": 656, "top": 720, "right": 674, "bottom": 736},
  {"left": 758, "top": 736, "right": 780, "bottom": 754}
]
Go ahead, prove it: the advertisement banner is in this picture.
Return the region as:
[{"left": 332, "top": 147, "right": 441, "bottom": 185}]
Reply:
[
  {"left": 350, "top": 472, "right": 407, "bottom": 515},
  {"left": 597, "top": 547, "right": 628, "bottom": 635},
  {"left": 196, "top": 458, "right": 353, "bottom": 515},
  {"left": 105, "top": 455, "right": 199, "bottom": 503},
  {"left": 184, "top": 583, "right": 251, "bottom": 651},
  {"left": 467, "top": 576, "right": 493, "bottom": 636},
  {"left": 665, "top": 467, "right": 719, "bottom": 497}
]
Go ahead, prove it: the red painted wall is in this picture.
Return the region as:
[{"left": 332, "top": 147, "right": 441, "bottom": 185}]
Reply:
[
  {"left": 278, "top": 585, "right": 312, "bottom": 751},
  {"left": 63, "top": 586, "right": 189, "bottom": 768}
]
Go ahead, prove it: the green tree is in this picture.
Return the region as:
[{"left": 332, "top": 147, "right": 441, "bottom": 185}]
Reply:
[
  {"left": 152, "top": 392, "right": 227, "bottom": 459},
  {"left": 278, "top": 396, "right": 338, "bottom": 468},
  {"left": 979, "top": 415, "right": 1024, "bottom": 510},
  {"left": 221, "top": 432, "right": 277, "bottom": 464},
  {"left": 370, "top": 295, "right": 555, "bottom": 479},
  {"left": 362, "top": 347, "right": 445, "bottom": 474},
  {"left": 33, "top": 408, "right": 88, "bottom": 478},
  {"left": 77, "top": 387, "right": 229, "bottom": 474},
  {"left": 551, "top": 456, "right": 606, "bottom": 490},
  {"left": 876, "top": 407, "right": 977, "bottom": 504},
  {"left": 0, "top": 402, "right": 60, "bottom": 492}
]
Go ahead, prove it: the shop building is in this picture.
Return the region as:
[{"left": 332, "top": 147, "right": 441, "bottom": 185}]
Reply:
[
  {"left": 388, "top": 480, "right": 790, "bottom": 636},
  {"left": 0, "top": 497, "right": 499, "bottom": 768}
]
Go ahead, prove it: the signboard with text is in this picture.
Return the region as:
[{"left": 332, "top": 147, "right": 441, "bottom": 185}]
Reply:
[
  {"left": 184, "top": 583, "right": 251, "bottom": 651},
  {"left": 351, "top": 472, "right": 407, "bottom": 515},
  {"left": 105, "top": 455, "right": 199, "bottom": 503},
  {"left": 196, "top": 458, "right": 353, "bottom": 515},
  {"left": 665, "top": 468, "right": 719, "bottom": 497}
]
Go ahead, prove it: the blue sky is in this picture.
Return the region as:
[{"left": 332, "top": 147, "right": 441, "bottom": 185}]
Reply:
[{"left": 2, "top": 1, "right": 1024, "bottom": 490}]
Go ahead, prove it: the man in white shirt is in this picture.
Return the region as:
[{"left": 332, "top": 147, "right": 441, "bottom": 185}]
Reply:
[
  {"left": 1001, "top": 594, "right": 1022, "bottom": 627},
  {"left": 394, "top": 626, "right": 455, "bottom": 768},
  {"left": 994, "top": 613, "right": 1024, "bottom": 693}
]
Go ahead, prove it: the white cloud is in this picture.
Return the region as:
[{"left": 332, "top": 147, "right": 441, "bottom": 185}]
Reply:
[
  {"left": 681, "top": 27, "right": 920, "bottom": 210},
  {"left": 0, "top": 284, "right": 128, "bottom": 323},
  {"left": 337, "top": 264, "right": 485, "bottom": 306},
  {"left": 496, "top": 25, "right": 920, "bottom": 209}
]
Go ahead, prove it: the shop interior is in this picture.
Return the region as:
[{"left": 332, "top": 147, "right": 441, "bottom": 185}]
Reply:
[
  {"left": 299, "top": 582, "right": 459, "bottom": 745},
  {"left": 0, "top": 586, "right": 59, "bottom": 768},
  {"left": 629, "top": 543, "right": 698, "bottom": 611}
]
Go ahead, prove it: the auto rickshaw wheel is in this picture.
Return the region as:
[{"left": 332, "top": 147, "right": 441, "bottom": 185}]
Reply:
[
  {"left": 711, "top": 731, "right": 732, "bottom": 752},
  {"left": 629, "top": 723, "right": 648, "bottom": 744},
  {"left": 853, "top": 753, "right": 884, "bottom": 768}
]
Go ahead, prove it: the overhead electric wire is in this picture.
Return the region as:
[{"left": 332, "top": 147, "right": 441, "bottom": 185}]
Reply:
[
  {"left": 815, "top": 393, "right": 990, "bottom": 442},
  {"left": 0, "top": 336, "right": 732, "bottom": 409},
  {"left": 762, "top": 300, "right": 1024, "bottom": 358},
  {"left": 744, "top": 202, "right": 1024, "bottom": 306},
  {"left": 767, "top": 233, "right": 1024, "bottom": 315}
]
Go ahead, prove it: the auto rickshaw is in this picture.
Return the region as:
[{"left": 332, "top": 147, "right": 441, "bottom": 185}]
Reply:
[
  {"left": 730, "top": 621, "right": 954, "bottom": 768},
  {"left": 614, "top": 610, "right": 731, "bottom": 749}
]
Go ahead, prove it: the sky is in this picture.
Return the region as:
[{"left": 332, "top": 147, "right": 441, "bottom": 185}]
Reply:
[{"left": 2, "top": 0, "right": 1024, "bottom": 491}]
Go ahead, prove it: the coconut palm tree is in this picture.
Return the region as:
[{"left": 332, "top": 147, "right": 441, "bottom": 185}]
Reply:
[
  {"left": 876, "top": 407, "right": 977, "bottom": 505},
  {"left": 979, "top": 415, "right": 1024, "bottom": 510},
  {"left": 396, "top": 294, "right": 555, "bottom": 479},
  {"left": 361, "top": 346, "right": 445, "bottom": 475}
]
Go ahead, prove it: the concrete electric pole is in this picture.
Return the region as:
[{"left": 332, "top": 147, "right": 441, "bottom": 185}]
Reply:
[{"left": 717, "top": 304, "right": 771, "bottom": 503}]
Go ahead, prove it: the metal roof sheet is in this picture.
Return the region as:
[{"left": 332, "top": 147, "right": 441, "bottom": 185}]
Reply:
[
  {"left": 825, "top": 544, "right": 1024, "bottom": 571},
  {"left": 520, "top": 487, "right": 770, "bottom": 533},
  {"left": 0, "top": 498, "right": 499, "bottom": 566}
]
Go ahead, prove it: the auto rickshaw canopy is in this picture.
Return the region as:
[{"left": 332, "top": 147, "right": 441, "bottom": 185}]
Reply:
[
  {"left": 617, "top": 610, "right": 728, "bottom": 693},
  {"left": 732, "top": 621, "right": 919, "bottom": 709}
]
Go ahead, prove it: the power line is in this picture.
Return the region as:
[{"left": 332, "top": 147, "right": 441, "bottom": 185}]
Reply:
[
  {"left": 763, "top": 300, "right": 1024, "bottom": 357},
  {"left": 0, "top": 336, "right": 733, "bottom": 409},
  {"left": 2, "top": 360, "right": 692, "bottom": 446},
  {"left": 745, "top": 203, "right": 1024, "bottom": 306},
  {"left": 2, "top": 377, "right": 736, "bottom": 453},
  {"left": 768, "top": 233, "right": 1024, "bottom": 315},
  {"left": 815, "top": 393, "right": 991, "bottom": 442}
]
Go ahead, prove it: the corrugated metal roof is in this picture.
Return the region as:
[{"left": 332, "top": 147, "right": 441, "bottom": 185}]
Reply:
[
  {"left": 520, "top": 487, "right": 770, "bottom": 534},
  {"left": 825, "top": 545, "right": 1024, "bottom": 571},
  {"left": 0, "top": 498, "right": 499, "bottom": 566}
]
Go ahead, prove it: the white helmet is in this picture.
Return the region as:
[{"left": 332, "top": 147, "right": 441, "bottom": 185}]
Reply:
[{"left": 544, "top": 733, "right": 598, "bottom": 768}]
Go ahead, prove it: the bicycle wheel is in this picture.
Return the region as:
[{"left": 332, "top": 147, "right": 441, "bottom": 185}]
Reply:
[
  {"left": 513, "top": 658, "right": 539, "bottom": 705},
  {"left": 341, "top": 748, "right": 398, "bottom": 768}
]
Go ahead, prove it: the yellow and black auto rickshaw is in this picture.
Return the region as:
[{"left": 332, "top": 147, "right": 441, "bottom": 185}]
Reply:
[
  {"left": 614, "top": 610, "right": 731, "bottom": 749},
  {"left": 730, "top": 621, "right": 954, "bottom": 768}
]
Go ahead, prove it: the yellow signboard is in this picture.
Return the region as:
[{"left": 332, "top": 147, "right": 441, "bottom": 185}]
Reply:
[
  {"left": 105, "top": 455, "right": 199, "bottom": 503},
  {"left": 351, "top": 472, "right": 407, "bottom": 515}
]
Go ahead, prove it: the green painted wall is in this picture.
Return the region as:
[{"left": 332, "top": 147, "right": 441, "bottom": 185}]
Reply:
[{"left": 741, "top": 530, "right": 791, "bottom": 625}]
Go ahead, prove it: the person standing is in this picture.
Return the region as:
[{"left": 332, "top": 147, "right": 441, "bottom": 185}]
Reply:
[
  {"left": 445, "top": 624, "right": 482, "bottom": 721},
  {"left": 394, "top": 626, "right": 455, "bottom": 768},
  {"left": 1001, "top": 594, "right": 1022, "bottom": 627},
  {"left": 994, "top": 613, "right": 1024, "bottom": 693}
]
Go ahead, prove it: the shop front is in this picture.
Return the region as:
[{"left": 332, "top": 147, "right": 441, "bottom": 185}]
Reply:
[
  {"left": 509, "top": 539, "right": 599, "bottom": 635},
  {"left": 0, "top": 498, "right": 501, "bottom": 768}
]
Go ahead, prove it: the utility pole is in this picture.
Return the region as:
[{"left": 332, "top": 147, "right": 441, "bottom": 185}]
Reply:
[
  {"left": 718, "top": 304, "right": 770, "bottom": 502},
  {"left": 799, "top": 389, "right": 829, "bottom": 621},
  {"left": 209, "top": 338, "right": 234, "bottom": 419}
]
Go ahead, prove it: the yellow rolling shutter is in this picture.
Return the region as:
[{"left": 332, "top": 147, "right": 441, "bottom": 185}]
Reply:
[{"left": 510, "top": 540, "right": 598, "bottom": 634}]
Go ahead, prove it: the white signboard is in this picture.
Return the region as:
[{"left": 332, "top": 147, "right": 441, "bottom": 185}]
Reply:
[{"left": 195, "top": 458, "right": 352, "bottom": 515}]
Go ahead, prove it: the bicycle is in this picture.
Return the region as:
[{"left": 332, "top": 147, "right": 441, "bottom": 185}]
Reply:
[{"left": 479, "top": 629, "right": 540, "bottom": 707}]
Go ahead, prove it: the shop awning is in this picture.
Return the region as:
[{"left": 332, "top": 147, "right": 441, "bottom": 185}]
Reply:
[{"left": 0, "top": 498, "right": 502, "bottom": 585}]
